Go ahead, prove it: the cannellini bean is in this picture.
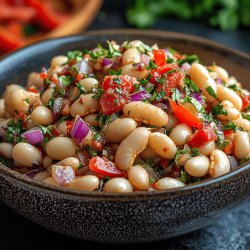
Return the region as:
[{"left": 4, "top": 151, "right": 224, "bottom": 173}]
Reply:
[
  {"left": 0, "top": 99, "right": 5, "bottom": 118},
  {"left": 27, "top": 72, "right": 43, "bottom": 88},
  {"left": 165, "top": 114, "right": 179, "bottom": 129},
  {"left": 217, "top": 100, "right": 241, "bottom": 121},
  {"left": 209, "top": 149, "right": 230, "bottom": 177},
  {"left": 104, "top": 178, "right": 133, "bottom": 193},
  {"left": 45, "top": 137, "right": 76, "bottom": 160},
  {"left": 71, "top": 93, "right": 100, "bottom": 117},
  {"left": 177, "top": 153, "right": 190, "bottom": 166},
  {"left": 121, "top": 64, "right": 148, "bottom": 79},
  {"left": 3, "top": 84, "right": 24, "bottom": 97},
  {"left": 154, "top": 177, "right": 185, "bottom": 190},
  {"left": 148, "top": 132, "right": 177, "bottom": 159},
  {"left": 12, "top": 143, "right": 42, "bottom": 168},
  {"left": 208, "top": 65, "right": 229, "bottom": 82},
  {"left": 122, "top": 48, "right": 140, "bottom": 65},
  {"left": 123, "top": 101, "right": 168, "bottom": 127},
  {"left": 31, "top": 106, "right": 54, "bottom": 125},
  {"left": 128, "top": 165, "right": 149, "bottom": 190},
  {"left": 234, "top": 131, "right": 250, "bottom": 159},
  {"left": 58, "top": 157, "right": 80, "bottom": 171},
  {"left": 0, "top": 143, "right": 13, "bottom": 159},
  {"left": 104, "top": 118, "right": 137, "bottom": 142},
  {"left": 232, "top": 118, "right": 250, "bottom": 132},
  {"left": 33, "top": 171, "right": 50, "bottom": 181},
  {"left": 78, "top": 78, "right": 98, "bottom": 92},
  {"left": 48, "top": 66, "right": 64, "bottom": 76},
  {"left": 50, "top": 55, "right": 68, "bottom": 67},
  {"left": 42, "top": 155, "right": 53, "bottom": 168},
  {"left": 169, "top": 123, "right": 193, "bottom": 146},
  {"left": 197, "top": 141, "right": 215, "bottom": 156},
  {"left": 68, "top": 175, "right": 99, "bottom": 191},
  {"left": 43, "top": 177, "right": 60, "bottom": 186},
  {"left": 52, "top": 165, "right": 75, "bottom": 185},
  {"left": 217, "top": 85, "right": 242, "bottom": 111},
  {"left": 189, "top": 63, "right": 217, "bottom": 102},
  {"left": 184, "top": 156, "right": 210, "bottom": 177},
  {"left": 83, "top": 114, "right": 99, "bottom": 127},
  {"left": 115, "top": 127, "right": 150, "bottom": 170},
  {"left": 57, "top": 121, "right": 68, "bottom": 136},
  {"left": 41, "top": 88, "right": 54, "bottom": 105},
  {"left": 141, "top": 145, "right": 158, "bottom": 159}
]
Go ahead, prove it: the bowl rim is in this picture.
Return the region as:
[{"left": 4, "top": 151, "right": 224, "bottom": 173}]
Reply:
[{"left": 0, "top": 29, "right": 249, "bottom": 200}]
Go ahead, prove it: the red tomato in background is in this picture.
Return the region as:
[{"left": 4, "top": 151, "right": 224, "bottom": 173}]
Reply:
[
  {"left": 89, "top": 156, "right": 125, "bottom": 177},
  {"left": 153, "top": 49, "right": 166, "bottom": 66},
  {"left": 241, "top": 95, "right": 250, "bottom": 111}
]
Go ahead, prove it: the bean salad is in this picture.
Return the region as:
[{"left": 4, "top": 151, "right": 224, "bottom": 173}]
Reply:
[{"left": 0, "top": 40, "right": 249, "bottom": 193}]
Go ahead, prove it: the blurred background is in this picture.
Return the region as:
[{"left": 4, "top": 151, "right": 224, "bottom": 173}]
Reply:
[{"left": 0, "top": 0, "right": 250, "bottom": 56}]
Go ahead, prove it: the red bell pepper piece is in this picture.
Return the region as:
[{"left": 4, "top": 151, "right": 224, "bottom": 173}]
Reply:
[{"left": 153, "top": 49, "right": 166, "bottom": 66}]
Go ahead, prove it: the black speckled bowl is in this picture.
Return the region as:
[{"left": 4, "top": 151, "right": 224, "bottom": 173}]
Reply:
[{"left": 0, "top": 30, "right": 249, "bottom": 243}]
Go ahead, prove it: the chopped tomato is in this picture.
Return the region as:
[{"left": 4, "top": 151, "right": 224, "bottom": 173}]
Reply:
[
  {"left": 154, "top": 49, "right": 166, "bottom": 66},
  {"left": 224, "top": 140, "right": 234, "bottom": 155},
  {"left": 241, "top": 95, "right": 250, "bottom": 111},
  {"left": 173, "top": 52, "right": 184, "bottom": 60},
  {"left": 89, "top": 156, "right": 125, "bottom": 177},
  {"left": 187, "top": 125, "right": 217, "bottom": 148},
  {"left": 66, "top": 121, "right": 74, "bottom": 133},
  {"left": 169, "top": 100, "right": 203, "bottom": 129},
  {"left": 51, "top": 128, "right": 61, "bottom": 137},
  {"left": 40, "top": 72, "right": 48, "bottom": 80},
  {"left": 223, "top": 130, "right": 234, "bottom": 137},
  {"left": 151, "top": 63, "right": 179, "bottom": 79},
  {"left": 100, "top": 94, "right": 126, "bottom": 115},
  {"left": 27, "top": 87, "right": 38, "bottom": 93}
]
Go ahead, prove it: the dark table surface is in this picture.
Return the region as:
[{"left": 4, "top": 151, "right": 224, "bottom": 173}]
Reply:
[{"left": 1, "top": 1, "right": 250, "bottom": 249}]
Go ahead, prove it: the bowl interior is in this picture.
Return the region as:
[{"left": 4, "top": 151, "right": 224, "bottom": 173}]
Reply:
[{"left": 0, "top": 29, "right": 249, "bottom": 197}]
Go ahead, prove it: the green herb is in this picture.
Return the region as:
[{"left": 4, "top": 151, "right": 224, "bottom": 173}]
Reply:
[
  {"left": 177, "top": 54, "right": 199, "bottom": 65},
  {"left": 41, "top": 137, "right": 49, "bottom": 147},
  {"left": 44, "top": 79, "right": 50, "bottom": 85},
  {"left": 175, "top": 149, "right": 189, "bottom": 164},
  {"left": 86, "top": 146, "right": 98, "bottom": 157},
  {"left": 184, "top": 96, "right": 203, "bottom": 112},
  {"left": 76, "top": 82, "right": 86, "bottom": 94},
  {"left": 23, "top": 24, "right": 39, "bottom": 36},
  {"left": 71, "top": 65, "right": 79, "bottom": 74},
  {"left": 223, "top": 121, "right": 238, "bottom": 131},
  {"left": 212, "top": 104, "right": 228, "bottom": 116},
  {"left": 246, "top": 105, "right": 250, "bottom": 111},
  {"left": 107, "top": 40, "right": 121, "bottom": 58},
  {"left": 115, "top": 87, "right": 122, "bottom": 94},
  {"left": 94, "top": 132, "right": 103, "bottom": 141},
  {"left": 58, "top": 75, "right": 73, "bottom": 87},
  {"left": 146, "top": 85, "right": 155, "bottom": 93},
  {"left": 201, "top": 113, "right": 214, "bottom": 123},
  {"left": 139, "top": 78, "right": 148, "bottom": 85},
  {"left": 228, "top": 84, "right": 241, "bottom": 91},
  {"left": 155, "top": 77, "right": 166, "bottom": 85},
  {"left": 218, "top": 140, "right": 230, "bottom": 150},
  {"left": 191, "top": 148, "right": 199, "bottom": 157},
  {"left": 67, "top": 50, "right": 82, "bottom": 61},
  {"left": 150, "top": 89, "right": 165, "bottom": 102},
  {"left": 59, "top": 89, "right": 66, "bottom": 96},
  {"left": 97, "top": 114, "right": 111, "bottom": 127},
  {"left": 113, "top": 77, "right": 122, "bottom": 85},
  {"left": 206, "top": 86, "right": 217, "bottom": 99},
  {"left": 184, "top": 78, "right": 199, "bottom": 92},
  {"left": 92, "top": 87, "right": 104, "bottom": 99},
  {"left": 46, "top": 98, "right": 55, "bottom": 109},
  {"left": 178, "top": 170, "right": 188, "bottom": 183},
  {"left": 146, "top": 59, "right": 157, "bottom": 70},
  {"left": 5, "top": 119, "right": 24, "bottom": 143},
  {"left": 167, "top": 58, "right": 174, "bottom": 63},
  {"left": 109, "top": 69, "right": 122, "bottom": 75},
  {"left": 39, "top": 125, "right": 52, "bottom": 136},
  {"left": 242, "top": 113, "right": 250, "bottom": 121},
  {"left": 24, "top": 98, "right": 30, "bottom": 104},
  {"left": 172, "top": 88, "right": 181, "bottom": 102}
]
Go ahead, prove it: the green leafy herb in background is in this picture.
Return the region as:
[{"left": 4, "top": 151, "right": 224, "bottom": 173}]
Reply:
[{"left": 126, "top": 0, "right": 250, "bottom": 31}]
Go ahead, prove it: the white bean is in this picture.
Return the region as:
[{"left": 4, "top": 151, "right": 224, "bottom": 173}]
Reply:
[
  {"left": 197, "top": 141, "right": 215, "bottom": 156},
  {"left": 217, "top": 84, "right": 242, "bottom": 111},
  {"left": 3, "top": 84, "right": 24, "bottom": 98},
  {"left": 33, "top": 171, "right": 50, "bottom": 181},
  {"left": 115, "top": 127, "right": 150, "bottom": 170},
  {"left": 58, "top": 157, "right": 80, "bottom": 171},
  {"left": 217, "top": 100, "right": 241, "bottom": 121},
  {"left": 154, "top": 177, "right": 185, "bottom": 190},
  {"left": 0, "top": 99, "right": 5, "bottom": 118},
  {"left": 209, "top": 149, "right": 230, "bottom": 177},
  {"left": 43, "top": 177, "right": 60, "bottom": 186},
  {"left": 68, "top": 175, "right": 99, "bottom": 191},
  {"left": 184, "top": 156, "right": 209, "bottom": 177},
  {"left": 12, "top": 142, "right": 42, "bottom": 167},
  {"left": 148, "top": 132, "right": 177, "bottom": 159},
  {"left": 57, "top": 121, "right": 68, "bottom": 136},
  {"left": 50, "top": 55, "right": 68, "bottom": 67},
  {"left": 31, "top": 106, "right": 54, "bottom": 125},
  {"left": 104, "top": 118, "right": 137, "bottom": 142},
  {"left": 122, "top": 48, "right": 140, "bottom": 65},
  {"left": 208, "top": 65, "right": 229, "bottom": 82},
  {"left": 104, "top": 178, "right": 133, "bottom": 193},
  {"left": 83, "top": 114, "right": 99, "bottom": 127},
  {"left": 189, "top": 63, "right": 217, "bottom": 102},
  {"left": 123, "top": 101, "right": 168, "bottom": 127},
  {"left": 165, "top": 114, "right": 179, "bottom": 129},
  {"left": 121, "top": 64, "right": 148, "bottom": 79},
  {"left": 41, "top": 88, "right": 54, "bottom": 105},
  {"left": 169, "top": 123, "right": 193, "bottom": 146},
  {"left": 128, "top": 165, "right": 149, "bottom": 190},
  {"left": 42, "top": 155, "right": 53, "bottom": 168},
  {"left": 79, "top": 78, "right": 98, "bottom": 92},
  {"left": 71, "top": 93, "right": 100, "bottom": 117},
  {"left": 232, "top": 118, "right": 250, "bottom": 132},
  {"left": 0, "top": 143, "right": 13, "bottom": 159},
  {"left": 27, "top": 72, "right": 43, "bottom": 88},
  {"left": 45, "top": 137, "right": 76, "bottom": 160},
  {"left": 234, "top": 131, "right": 250, "bottom": 159}
]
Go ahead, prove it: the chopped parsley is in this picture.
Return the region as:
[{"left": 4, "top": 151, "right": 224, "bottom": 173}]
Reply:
[
  {"left": 177, "top": 170, "right": 188, "bottom": 183},
  {"left": 175, "top": 149, "right": 189, "bottom": 164},
  {"left": 177, "top": 54, "right": 199, "bottom": 66},
  {"left": 191, "top": 148, "right": 199, "bottom": 157},
  {"left": 76, "top": 82, "right": 86, "bottom": 94},
  {"left": 150, "top": 89, "right": 165, "bottom": 102},
  {"left": 46, "top": 98, "right": 55, "bottom": 109},
  {"left": 228, "top": 84, "right": 241, "bottom": 92},
  {"left": 86, "top": 146, "right": 98, "bottom": 157},
  {"left": 212, "top": 104, "right": 227, "bottom": 116},
  {"left": 67, "top": 50, "right": 83, "bottom": 61},
  {"left": 184, "top": 96, "right": 203, "bottom": 112},
  {"left": 92, "top": 87, "right": 104, "bottom": 99},
  {"left": 172, "top": 88, "right": 181, "bottom": 102},
  {"left": 59, "top": 89, "right": 66, "bottom": 96},
  {"left": 97, "top": 114, "right": 111, "bottom": 127},
  {"left": 24, "top": 98, "right": 30, "bottom": 104},
  {"left": 109, "top": 69, "right": 122, "bottom": 75},
  {"left": 5, "top": 119, "right": 25, "bottom": 143},
  {"left": 242, "top": 113, "right": 250, "bottom": 121},
  {"left": 58, "top": 75, "right": 73, "bottom": 87},
  {"left": 107, "top": 40, "right": 121, "bottom": 58},
  {"left": 184, "top": 78, "right": 199, "bottom": 92},
  {"left": 113, "top": 77, "right": 122, "bottom": 85},
  {"left": 223, "top": 121, "right": 239, "bottom": 131},
  {"left": 206, "top": 86, "right": 217, "bottom": 99},
  {"left": 146, "top": 60, "right": 157, "bottom": 70}
]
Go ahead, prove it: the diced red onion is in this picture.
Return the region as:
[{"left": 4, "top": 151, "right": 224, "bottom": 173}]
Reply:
[
  {"left": 130, "top": 89, "right": 151, "bottom": 102},
  {"left": 140, "top": 54, "right": 150, "bottom": 66},
  {"left": 215, "top": 78, "right": 223, "bottom": 84},
  {"left": 102, "top": 58, "right": 113, "bottom": 67},
  {"left": 53, "top": 97, "right": 64, "bottom": 120},
  {"left": 52, "top": 165, "right": 75, "bottom": 185},
  {"left": 181, "top": 62, "right": 191, "bottom": 72},
  {"left": 133, "top": 62, "right": 145, "bottom": 70},
  {"left": 190, "top": 92, "right": 203, "bottom": 104},
  {"left": 22, "top": 127, "right": 43, "bottom": 145},
  {"left": 70, "top": 115, "right": 90, "bottom": 144},
  {"left": 73, "top": 59, "right": 92, "bottom": 74}
]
